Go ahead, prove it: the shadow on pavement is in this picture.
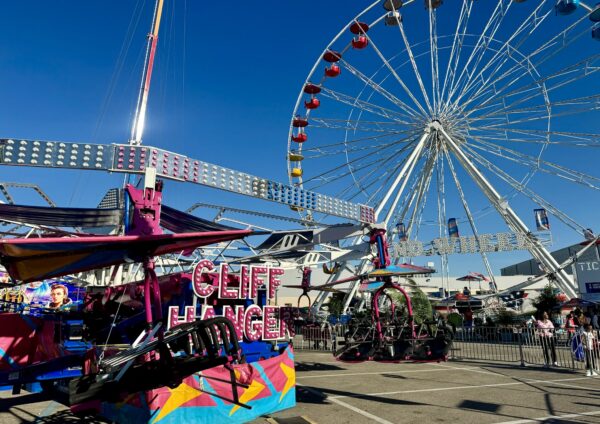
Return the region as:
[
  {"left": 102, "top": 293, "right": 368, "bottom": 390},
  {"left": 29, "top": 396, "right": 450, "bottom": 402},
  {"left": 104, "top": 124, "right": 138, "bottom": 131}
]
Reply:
[{"left": 295, "top": 362, "right": 344, "bottom": 372}]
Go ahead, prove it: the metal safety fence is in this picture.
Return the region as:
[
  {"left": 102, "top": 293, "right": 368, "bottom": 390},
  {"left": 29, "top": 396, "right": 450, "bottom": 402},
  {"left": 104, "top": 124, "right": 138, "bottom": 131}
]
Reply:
[
  {"left": 291, "top": 323, "right": 347, "bottom": 352},
  {"left": 452, "top": 326, "right": 599, "bottom": 374},
  {"left": 292, "top": 323, "right": 600, "bottom": 375}
]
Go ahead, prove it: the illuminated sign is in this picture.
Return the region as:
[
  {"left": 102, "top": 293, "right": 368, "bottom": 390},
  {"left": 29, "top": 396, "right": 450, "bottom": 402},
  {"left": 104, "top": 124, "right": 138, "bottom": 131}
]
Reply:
[
  {"left": 167, "top": 260, "right": 293, "bottom": 341},
  {"left": 392, "top": 232, "right": 544, "bottom": 257}
]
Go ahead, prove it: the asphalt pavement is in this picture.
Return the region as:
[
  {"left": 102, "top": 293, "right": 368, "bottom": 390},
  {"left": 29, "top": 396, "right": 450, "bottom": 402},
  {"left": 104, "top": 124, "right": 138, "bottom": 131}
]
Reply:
[{"left": 2, "top": 350, "right": 599, "bottom": 424}]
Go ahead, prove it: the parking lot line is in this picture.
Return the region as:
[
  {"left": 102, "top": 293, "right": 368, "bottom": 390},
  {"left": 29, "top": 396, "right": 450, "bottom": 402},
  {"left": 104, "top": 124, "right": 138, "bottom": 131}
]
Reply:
[
  {"left": 432, "top": 363, "right": 506, "bottom": 376},
  {"left": 327, "top": 376, "right": 592, "bottom": 399},
  {"left": 493, "top": 409, "right": 600, "bottom": 424},
  {"left": 297, "top": 368, "right": 444, "bottom": 379},
  {"left": 298, "top": 385, "right": 395, "bottom": 424}
]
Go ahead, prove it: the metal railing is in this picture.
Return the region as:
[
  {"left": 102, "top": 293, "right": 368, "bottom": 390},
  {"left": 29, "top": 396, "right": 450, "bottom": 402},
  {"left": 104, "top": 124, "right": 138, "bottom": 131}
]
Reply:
[
  {"left": 291, "top": 323, "right": 347, "bottom": 352},
  {"left": 292, "top": 322, "right": 600, "bottom": 375},
  {"left": 452, "top": 326, "right": 599, "bottom": 373}
]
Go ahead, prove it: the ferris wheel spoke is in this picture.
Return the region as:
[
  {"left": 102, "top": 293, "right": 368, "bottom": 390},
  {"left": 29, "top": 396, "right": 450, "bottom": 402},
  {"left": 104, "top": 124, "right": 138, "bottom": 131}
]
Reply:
[
  {"left": 335, "top": 145, "right": 418, "bottom": 204},
  {"left": 462, "top": 144, "right": 585, "bottom": 232},
  {"left": 443, "top": 147, "right": 495, "bottom": 282},
  {"left": 361, "top": 137, "right": 427, "bottom": 204},
  {"left": 463, "top": 22, "right": 594, "bottom": 113},
  {"left": 470, "top": 93, "right": 600, "bottom": 124},
  {"left": 474, "top": 103, "right": 600, "bottom": 130},
  {"left": 435, "top": 145, "right": 450, "bottom": 280},
  {"left": 476, "top": 55, "right": 600, "bottom": 115},
  {"left": 440, "top": 0, "right": 474, "bottom": 111},
  {"left": 466, "top": 18, "right": 591, "bottom": 111},
  {"left": 300, "top": 129, "right": 420, "bottom": 154},
  {"left": 387, "top": 142, "right": 437, "bottom": 232},
  {"left": 402, "top": 146, "right": 438, "bottom": 238},
  {"left": 395, "top": 21, "right": 433, "bottom": 113},
  {"left": 340, "top": 60, "right": 422, "bottom": 118},
  {"left": 319, "top": 87, "right": 416, "bottom": 124},
  {"left": 303, "top": 138, "right": 415, "bottom": 159},
  {"left": 309, "top": 117, "right": 414, "bottom": 133},
  {"left": 452, "top": 1, "right": 554, "bottom": 111},
  {"left": 351, "top": 23, "right": 430, "bottom": 117},
  {"left": 301, "top": 137, "right": 415, "bottom": 185},
  {"left": 446, "top": 0, "right": 513, "bottom": 109},
  {"left": 475, "top": 129, "right": 600, "bottom": 148},
  {"left": 307, "top": 138, "right": 418, "bottom": 195},
  {"left": 468, "top": 138, "right": 600, "bottom": 190},
  {"left": 428, "top": 7, "right": 441, "bottom": 114},
  {"left": 376, "top": 133, "right": 431, "bottom": 222}
]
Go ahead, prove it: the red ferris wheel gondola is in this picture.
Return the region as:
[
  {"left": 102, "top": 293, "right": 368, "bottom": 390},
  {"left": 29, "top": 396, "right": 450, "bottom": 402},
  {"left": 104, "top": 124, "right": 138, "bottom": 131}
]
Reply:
[
  {"left": 303, "top": 82, "right": 321, "bottom": 109},
  {"left": 323, "top": 50, "right": 342, "bottom": 77},
  {"left": 304, "top": 98, "right": 320, "bottom": 109},
  {"left": 291, "top": 132, "right": 307, "bottom": 143},
  {"left": 350, "top": 22, "right": 369, "bottom": 49}
]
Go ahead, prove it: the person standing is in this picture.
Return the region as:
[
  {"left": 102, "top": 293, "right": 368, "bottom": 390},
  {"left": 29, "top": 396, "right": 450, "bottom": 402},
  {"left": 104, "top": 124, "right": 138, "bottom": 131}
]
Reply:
[
  {"left": 573, "top": 308, "right": 582, "bottom": 327},
  {"left": 566, "top": 313, "right": 576, "bottom": 344},
  {"left": 464, "top": 307, "right": 474, "bottom": 329},
  {"left": 536, "top": 312, "right": 558, "bottom": 367},
  {"left": 582, "top": 323, "right": 598, "bottom": 377}
]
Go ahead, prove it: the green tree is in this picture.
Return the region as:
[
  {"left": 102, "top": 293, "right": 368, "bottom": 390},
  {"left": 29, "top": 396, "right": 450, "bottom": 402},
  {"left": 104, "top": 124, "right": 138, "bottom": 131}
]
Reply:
[
  {"left": 325, "top": 292, "right": 346, "bottom": 317},
  {"left": 387, "top": 284, "right": 433, "bottom": 324},
  {"left": 532, "top": 284, "right": 559, "bottom": 318}
]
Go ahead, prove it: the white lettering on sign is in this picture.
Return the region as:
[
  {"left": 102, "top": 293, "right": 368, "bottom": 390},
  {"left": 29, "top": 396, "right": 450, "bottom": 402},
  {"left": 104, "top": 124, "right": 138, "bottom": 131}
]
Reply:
[
  {"left": 167, "top": 260, "right": 293, "bottom": 341},
  {"left": 574, "top": 259, "right": 600, "bottom": 301},
  {"left": 392, "top": 232, "right": 543, "bottom": 257}
]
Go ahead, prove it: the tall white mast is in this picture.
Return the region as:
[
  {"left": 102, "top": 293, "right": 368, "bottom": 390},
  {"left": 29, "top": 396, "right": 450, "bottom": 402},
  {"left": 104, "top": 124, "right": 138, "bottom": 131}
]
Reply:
[{"left": 129, "top": 0, "right": 165, "bottom": 146}]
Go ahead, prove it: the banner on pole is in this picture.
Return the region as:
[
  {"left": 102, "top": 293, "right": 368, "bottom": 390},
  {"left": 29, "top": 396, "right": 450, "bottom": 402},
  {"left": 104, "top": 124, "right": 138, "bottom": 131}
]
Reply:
[
  {"left": 396, "top": 222, "right": 407, "bottom": 241},
  {"left": 447, "top": 218, "right": 459, "bottom": 238},
  {"left": 534, "top": 208, "right": 550, "bottom": 231}
]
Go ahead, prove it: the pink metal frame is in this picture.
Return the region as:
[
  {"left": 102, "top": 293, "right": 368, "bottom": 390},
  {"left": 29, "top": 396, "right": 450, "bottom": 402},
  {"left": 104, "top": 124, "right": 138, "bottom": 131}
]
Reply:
[{"left": 371, "top": 281, "right": 415, "bottom": 341}]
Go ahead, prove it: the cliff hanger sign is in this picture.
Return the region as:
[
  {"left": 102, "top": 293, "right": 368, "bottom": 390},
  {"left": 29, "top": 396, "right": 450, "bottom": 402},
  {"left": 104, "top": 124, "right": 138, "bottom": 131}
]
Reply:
[
  {"left": 167, "top": 260, "right": 294, "bottom": 341},
  {"left": 391, "top": 232, "right": 548, "bottom": 257}
]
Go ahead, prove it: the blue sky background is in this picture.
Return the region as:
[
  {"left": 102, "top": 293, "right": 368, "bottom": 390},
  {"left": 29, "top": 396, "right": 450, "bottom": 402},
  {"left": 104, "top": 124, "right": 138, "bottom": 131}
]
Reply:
[{"left": 0, "top": 1, "right": 598, "bottom": 278}]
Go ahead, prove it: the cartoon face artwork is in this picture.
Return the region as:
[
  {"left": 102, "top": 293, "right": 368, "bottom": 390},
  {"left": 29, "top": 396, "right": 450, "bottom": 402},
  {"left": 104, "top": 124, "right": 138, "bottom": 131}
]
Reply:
[{"left": 48, "top": 284, "right": 71, "bottom": 309}]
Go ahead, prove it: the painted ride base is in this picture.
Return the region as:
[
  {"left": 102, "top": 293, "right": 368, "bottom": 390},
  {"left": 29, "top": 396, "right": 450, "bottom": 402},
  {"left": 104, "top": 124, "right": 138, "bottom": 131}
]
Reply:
[{"left": 99, "top": 345, "right": 296, "bottom": 424}]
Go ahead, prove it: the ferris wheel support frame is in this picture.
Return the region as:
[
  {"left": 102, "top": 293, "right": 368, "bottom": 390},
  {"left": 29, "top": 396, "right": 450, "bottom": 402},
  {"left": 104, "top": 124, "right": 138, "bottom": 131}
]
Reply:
[
  {"left": 376, "top": 131, "right": 431, "bottom": 226},
  {"left": 335, "top": 131, "right": 433, "bottom": 315},
  {"left": 435, "top": 122, "right": 578, "bottom": 298}
]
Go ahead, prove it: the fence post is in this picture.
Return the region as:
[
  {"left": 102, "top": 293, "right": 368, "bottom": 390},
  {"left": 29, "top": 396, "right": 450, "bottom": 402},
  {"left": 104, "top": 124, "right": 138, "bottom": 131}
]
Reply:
[
  {"left": 571, "top": 337, "right": 576, "bottom": 370},
  {"left": 518, "top": 328, "right": 526, "bottom": 367}
]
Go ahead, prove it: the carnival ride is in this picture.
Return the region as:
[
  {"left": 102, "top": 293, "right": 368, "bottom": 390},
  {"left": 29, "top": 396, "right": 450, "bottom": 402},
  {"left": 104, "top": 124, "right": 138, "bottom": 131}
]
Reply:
[
  {"left": 324, "top": 226, "right": 453, "bottom": 362},
  {"left": 287, "top": 0, "right": 600, "bottom": 313},
  {"left": 0, "top": 0, "right": 599, "bottom": 420}
]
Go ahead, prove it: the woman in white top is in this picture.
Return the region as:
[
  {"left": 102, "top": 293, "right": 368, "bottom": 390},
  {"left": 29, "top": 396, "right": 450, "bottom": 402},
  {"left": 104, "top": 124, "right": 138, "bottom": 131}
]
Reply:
[
  {"left": 536, "top": 312, "right": 557, "bottom": 367},
  {"left": 582, "top": 323, "right": 598, "bottom": 377}
]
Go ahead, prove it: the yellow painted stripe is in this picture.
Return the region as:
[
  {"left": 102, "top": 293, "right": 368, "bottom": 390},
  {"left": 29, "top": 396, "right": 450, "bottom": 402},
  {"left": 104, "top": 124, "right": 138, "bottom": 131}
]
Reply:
[{"left": 153, "top": 0, "right": 165, "bottom": 37}]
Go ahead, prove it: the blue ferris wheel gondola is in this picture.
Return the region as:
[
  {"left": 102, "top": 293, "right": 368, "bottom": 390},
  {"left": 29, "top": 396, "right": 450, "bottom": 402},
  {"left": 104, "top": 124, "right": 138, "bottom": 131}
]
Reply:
[
  {"left": 593, "top": 22, "right": 600, "bottom": 40},
  {"left": 590, "top": 3, "right": 600, "bottom": 22},
  {"left": 556, "top": 0, "right": 579, "bottom": 15}
]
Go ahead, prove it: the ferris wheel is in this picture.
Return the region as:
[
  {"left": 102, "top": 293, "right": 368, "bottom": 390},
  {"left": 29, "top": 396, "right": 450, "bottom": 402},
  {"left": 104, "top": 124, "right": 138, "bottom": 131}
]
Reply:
[{"left": 287, "top": 0, "right": 600, "bottom": 297}]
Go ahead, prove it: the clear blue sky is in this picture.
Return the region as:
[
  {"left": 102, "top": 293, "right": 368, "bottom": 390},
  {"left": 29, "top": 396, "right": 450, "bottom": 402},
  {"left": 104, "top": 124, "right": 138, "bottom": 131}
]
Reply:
[{"left": 0, "top": 1, "right": 598, "bottom": 277}]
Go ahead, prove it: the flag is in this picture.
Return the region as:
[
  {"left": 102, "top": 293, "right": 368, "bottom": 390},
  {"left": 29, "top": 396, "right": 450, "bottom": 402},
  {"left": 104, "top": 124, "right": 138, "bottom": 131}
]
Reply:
[
  {"left": 534, "top": 208, "right": 550, "bottom": 231},
  {"left": 448, "top": 218, "right": 459, "bottom": 238},
  {"left": 396, "top": 222, "right": 407, "bottom": 241}
]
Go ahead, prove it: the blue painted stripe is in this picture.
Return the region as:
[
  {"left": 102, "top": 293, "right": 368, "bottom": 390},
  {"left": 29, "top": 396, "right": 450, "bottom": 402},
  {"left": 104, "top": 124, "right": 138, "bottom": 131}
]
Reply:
[{"left": 0, "top": 346, "right": 19, "bottom": 369}]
